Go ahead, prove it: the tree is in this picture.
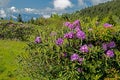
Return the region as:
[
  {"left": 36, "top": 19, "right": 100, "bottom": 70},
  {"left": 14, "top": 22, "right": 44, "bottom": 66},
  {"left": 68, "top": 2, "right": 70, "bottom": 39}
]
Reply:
[{"left": 17, "top": 14, "right": 23, "bottom": 22}]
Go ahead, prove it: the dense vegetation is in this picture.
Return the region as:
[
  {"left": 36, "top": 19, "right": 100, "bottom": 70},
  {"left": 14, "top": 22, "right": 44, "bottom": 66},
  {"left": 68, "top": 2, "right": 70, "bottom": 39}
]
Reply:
[
  {"left": 62, "top": 0, "right": 120, "bottom": 25},
  {"left": 20, "top": 19, "right": 120, "bottom": 80},
  {"left": 0, "top": 20, "right": 37, "bottom": 41},
  {"left": 0, "top": 0, "right": 120, "bottom": 80}
]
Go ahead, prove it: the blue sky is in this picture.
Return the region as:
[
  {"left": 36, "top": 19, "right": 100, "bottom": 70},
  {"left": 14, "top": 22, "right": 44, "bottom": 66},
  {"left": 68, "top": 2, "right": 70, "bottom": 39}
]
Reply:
[
  {"left": 9, "top": 0, "right": 52, "bottom": 9},
  {"left": 0, "top": 0, "right": 112, "bottom": 18}
]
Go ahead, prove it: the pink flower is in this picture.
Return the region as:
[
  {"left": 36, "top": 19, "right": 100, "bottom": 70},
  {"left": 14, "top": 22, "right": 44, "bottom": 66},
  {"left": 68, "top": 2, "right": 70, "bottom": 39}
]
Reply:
[
  {"left": 106, "top": 50, "right": 114, "bottom": 57},
  {"left": 64, "top": 22, "right": 71, "bottom": 27},
  {"left": 56, "top": 38, "right": 64, "bottom": 46},
  {"left": 76, "top": 31, "right": 86, "bottom": 40},
  {"left": 102, "top": 43, "right": 108, "bottom": 51},
  {"left": 35, "top": 37, "right": 41, "bottom": 43},
  {"left": 70, "top": 53, "right": 79, "bottom": 61},
  {"left": 68, "top": 23, "right": 74, "bottom": 29},
  {"left": 108, "top": 41, "right": 116, "bottom": 48},
  {"left": 80, "top": 44, "right": 89, "bottom": 53},
  {"left": 75, "top": 26, "right": 81, "bottom": 32},
  {"left": 103, "top": 23, "right": 112, "bottom": 28},
  {"left": 73, "top": 20, "right": 81, "bottom": 26},
  {"left": 64, "top": 32, "right": 74, "bottom": 39},
  {"left": 78, "top": 57, "right": 84, "bottom": 64}
]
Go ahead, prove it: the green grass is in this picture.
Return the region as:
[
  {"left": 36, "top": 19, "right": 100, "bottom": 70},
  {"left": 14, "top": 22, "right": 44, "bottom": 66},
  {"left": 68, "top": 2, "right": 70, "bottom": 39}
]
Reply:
[{"left": 0, "top": 40, "right": 30, "bottom": 80}]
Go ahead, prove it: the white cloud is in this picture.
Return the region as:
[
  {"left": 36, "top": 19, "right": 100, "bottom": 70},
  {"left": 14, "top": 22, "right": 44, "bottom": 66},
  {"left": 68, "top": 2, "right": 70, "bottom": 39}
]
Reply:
[
  {"left": 0, "top": 0, "right": 9, "bottom": 7},
  {"left": 53, "top": 0, "right": 73, "bottom": 10},
  {"left": 91, "top": 0, "right": 112, "bottom": 5},
  {"left": 78, "top": 0, "right": 87, "bottom": 7},
  {"left": 33, "top": 17, "right": 36, "bottom": 20},
  {"left": 24, "top": 8, "right": 36, "bottom": 13},
  {"left": 0, "top": 9, "right": 6, "bottom": 18},
  {"left": 43, "top": 15, "right": 51, "bottom": 18},
  {"left": 11, "top": 15, "right": 17, "bottom": 19},
  {"left": 10, "top": 6, "right": 18, "bottom": 13}
]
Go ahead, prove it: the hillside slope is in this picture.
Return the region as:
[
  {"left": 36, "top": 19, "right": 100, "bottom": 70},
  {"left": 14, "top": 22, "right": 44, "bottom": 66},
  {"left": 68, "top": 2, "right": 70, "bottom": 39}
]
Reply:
[{"left": 62, "top": 0, "right": 120, "bottom": 23}]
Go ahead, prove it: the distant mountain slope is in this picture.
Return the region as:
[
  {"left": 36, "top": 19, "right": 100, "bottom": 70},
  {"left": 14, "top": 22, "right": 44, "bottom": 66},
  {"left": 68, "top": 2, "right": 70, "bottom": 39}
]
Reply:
[
  {"left": 80, "top": 0, "right": 119, "bottom": 17},
  {"left": 63, "top": 0, "right": 120, "bottom": 22}
]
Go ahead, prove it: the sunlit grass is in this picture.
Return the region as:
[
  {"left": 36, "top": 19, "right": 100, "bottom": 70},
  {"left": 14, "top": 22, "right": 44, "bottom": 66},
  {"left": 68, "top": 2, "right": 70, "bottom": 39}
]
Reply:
[{"left": 0, "top": 40, "right": 30, "bottom": 80}]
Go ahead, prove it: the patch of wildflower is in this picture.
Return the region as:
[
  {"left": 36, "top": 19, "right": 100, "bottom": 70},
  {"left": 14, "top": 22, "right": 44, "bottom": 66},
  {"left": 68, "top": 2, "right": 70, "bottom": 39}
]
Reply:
[
  {"left": 64, "top": 32, "right": 74, "bottom": 39},
  {"left": 80, "top": 44, "right": 89, "bottom": 53},
  {"left": 35, "top": 37, "right": 41, "bottom": 43},
  {"left": 106, "top": 50, "right": 114, "bottom": 57},
  {"left": 76, "top": 30, "right": 86, "bottom": 40},
  {"left": 103, "top": 23, "right": 113, "bottom": 28},
  {"left": 56, "top": 38, "right": 64, "bottom": 46},
  {"left": 70, "top": 53, "right": 79, "bottom": 61}
]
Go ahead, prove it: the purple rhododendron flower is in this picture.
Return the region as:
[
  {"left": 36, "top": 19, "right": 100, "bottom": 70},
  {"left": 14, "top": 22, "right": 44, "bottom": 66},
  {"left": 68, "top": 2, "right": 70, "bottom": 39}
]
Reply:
[
  {"left": 64, "top": 32, "right": 74, "bottom": 39},
  {"left": 76, "top": 31, "right": 86, "bottom": 40},
  {"left": 68, "top": 23, "right": 74, "bottom": 29},
  {"left": 70, "top": 53, "right": 79, "bottom": 61},
  {"left": 64, "top": 22, "right": 71, "bottom": 27},
  {"left": 80, "top": 44, "right": 89, "bottom": 53},
  {"left": 56, "top": 38, "right": 64, "bottom": 46},
  {"left": 104, "top": 23, "right": 112, "bottom": 28},
  {"left": 106, "top": 50, "right": 114, "bottom": 57},
  {"left": 75, "top": 26, "right": 81, "bottom": 32},
  {"left": 78, "top": 57, "right": 84, "bottom": 64},
  {"left": 73, "top": 20, "right": 80, "bottom": 26},
  {"left": 64, "top": 22, "right": 74, "bottom": 29},
  {"left": 35, "top": 37, "right": 41, "bottom": 43},
  {"left": 102, "top": 43, "right": 108, "bottom": 51},
  {"left": 108, "top": 41, "right": 116, "bottom": 48}
]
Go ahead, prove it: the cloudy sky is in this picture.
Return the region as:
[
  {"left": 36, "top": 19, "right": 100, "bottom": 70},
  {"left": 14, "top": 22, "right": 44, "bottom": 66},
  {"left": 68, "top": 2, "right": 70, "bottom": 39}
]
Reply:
[{"left": 0, "top": 0, "right": 112, "bottom": 18}]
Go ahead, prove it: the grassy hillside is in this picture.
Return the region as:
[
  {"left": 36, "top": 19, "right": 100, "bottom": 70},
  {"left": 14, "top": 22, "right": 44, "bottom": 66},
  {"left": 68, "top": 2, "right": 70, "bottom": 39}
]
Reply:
[
  {"left": 77, "top": 0, "right": 120, "bottom": 17},
  {"left": 62, "top": 0, "right": 120, "bottom": 25}
]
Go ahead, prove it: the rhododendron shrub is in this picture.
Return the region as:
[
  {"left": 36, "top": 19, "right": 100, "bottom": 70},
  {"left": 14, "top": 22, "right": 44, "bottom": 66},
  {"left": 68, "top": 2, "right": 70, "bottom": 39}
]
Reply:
[
  {"left": 20, "top": 20, "right": 120, "bottom": 80},
  {"left": 0, "top": 23, "right": 35, "bottom": 41}
]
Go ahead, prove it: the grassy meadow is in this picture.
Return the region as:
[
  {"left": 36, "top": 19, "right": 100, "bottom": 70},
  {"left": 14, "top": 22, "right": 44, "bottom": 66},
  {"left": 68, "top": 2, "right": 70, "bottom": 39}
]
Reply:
[{"left": 0, "top": 40, "right": 30, "bottom": 80}]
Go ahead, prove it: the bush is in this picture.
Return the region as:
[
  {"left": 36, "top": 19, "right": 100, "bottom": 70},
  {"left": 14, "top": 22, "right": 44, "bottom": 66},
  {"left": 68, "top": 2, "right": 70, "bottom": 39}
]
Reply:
[
  {"left": 0, "top": 22, "right": 35, "bottom": 41},
  {"left": 20, "top": 20, "right": 120, "bottom": 80}
]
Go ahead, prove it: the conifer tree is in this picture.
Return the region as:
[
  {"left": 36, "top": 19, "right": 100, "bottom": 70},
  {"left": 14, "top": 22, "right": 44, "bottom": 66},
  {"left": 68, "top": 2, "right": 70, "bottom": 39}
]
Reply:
[{"left": 17, "top": 14, "right": 23, "bottom": 22}]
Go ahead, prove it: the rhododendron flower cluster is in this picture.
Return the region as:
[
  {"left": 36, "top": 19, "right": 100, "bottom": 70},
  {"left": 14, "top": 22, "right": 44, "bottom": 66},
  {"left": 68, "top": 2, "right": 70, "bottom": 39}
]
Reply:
[
  {"left": 35, "top": 36, "right": 41, "bottom": 43},
  {"left": 102, "top": 41, "right": 116, "bottom": 57},
  {"left": 106, "top": 50, "right": 114, "bottom": 57},
  {"left": 56, "top": 38, "right": 64, "bottom": 46},
  {"left": 70, "top": 53, "right": 84, "bottom": 64},
  {"left": 64, "top": 32, "right": 74, "bottom": 39},
  {"left": 80, "top": 44, "right": 89, "bottom": 53},
  {"left": 103, "top": 23, "right": 113, "bottom": 28}
]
